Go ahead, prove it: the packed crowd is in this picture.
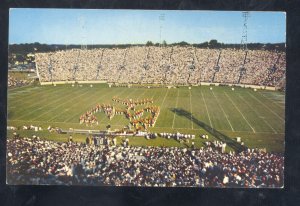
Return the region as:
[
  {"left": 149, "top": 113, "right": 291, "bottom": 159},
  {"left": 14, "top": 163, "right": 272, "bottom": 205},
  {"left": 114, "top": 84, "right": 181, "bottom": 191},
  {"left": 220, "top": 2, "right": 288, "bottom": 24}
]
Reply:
[
  {"left": 35, "top": 47, "right": 286, "bottom": 87},
  {"left": 8, "top": 75, "right": 31, "bottom": 88},
  {"left": 7, "top": 136, "right": 284, "bottom": 187}
]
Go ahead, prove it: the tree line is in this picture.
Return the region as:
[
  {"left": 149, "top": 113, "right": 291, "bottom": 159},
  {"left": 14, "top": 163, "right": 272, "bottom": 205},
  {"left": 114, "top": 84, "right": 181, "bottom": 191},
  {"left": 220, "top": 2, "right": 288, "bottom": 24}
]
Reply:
[{"left": 9, "top": 40, "right": 285, "bottom": 54}]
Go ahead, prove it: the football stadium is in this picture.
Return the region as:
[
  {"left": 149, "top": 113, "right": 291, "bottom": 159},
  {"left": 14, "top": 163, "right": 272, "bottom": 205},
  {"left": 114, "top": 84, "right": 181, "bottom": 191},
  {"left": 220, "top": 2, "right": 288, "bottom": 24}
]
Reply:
[{"left": 7, "top": 10, "right": 285, "bottom": 187}]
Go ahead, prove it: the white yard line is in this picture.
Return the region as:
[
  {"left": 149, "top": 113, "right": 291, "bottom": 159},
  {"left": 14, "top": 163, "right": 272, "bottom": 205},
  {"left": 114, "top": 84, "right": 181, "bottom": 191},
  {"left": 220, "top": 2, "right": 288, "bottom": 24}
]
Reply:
[
  {"left": 172, "top": 89, "right": 180, "bottom": 129},
  {"left": 211, "top": 90, "right": 234, "bottom": 131},
  {"left": 9, "top": 119, "right": 285, "bottom": 135},
  {"left": 152, "top": 126, "right": 284, "bottom": 134},
  {"left": 200, "top": 90, "right": 213, "bottom": 128},
  {"left": 11, "top": 87, "right": 68, "bottom": 112},
  {"left": 189, "top": 90, "right": 194, "bottom": 129},
  {"left": 224, "top": 92, "right": 256, "bottom": 133},
  {"left": 59, "top": 88, "right": 114, "bottom": 122},
  {"left": 238, "top": 94, "right": 277, "bottom": 134},
  {"left": 248, "top": 92, "right": 285, "bottom": 122},
  {"left": 155, "top": 89, "right": 169, "bottom": 124},
  {"left": 11, "top": 119, "right": 123, "bottom": 128},
  {"left": 263, "top": 119, "right": 278, "bottom": 134},
  {"left": 16, "top": 88, "right": 87, "bottom": 120},
  {"left": 160, "top": 89, "right": 169, "bottom": 107},
  {"left": 98, "top": 88, "right": 137, "bottom": 123},
  {"left": 32, "top": 89, "right": 92, "bottom": 121},
  {"left": 11, "top": 85, "right": 75, "bottom": 102},
  {"left": 258, "top": 92, "right": 285, "bottom": 109},
  {"left": 114, "top": 88, "right": 148, "bottom": 125}
]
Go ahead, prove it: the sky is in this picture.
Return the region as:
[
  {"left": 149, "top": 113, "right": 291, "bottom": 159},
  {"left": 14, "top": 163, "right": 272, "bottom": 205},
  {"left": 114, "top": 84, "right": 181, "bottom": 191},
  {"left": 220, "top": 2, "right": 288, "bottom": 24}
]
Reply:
[{"left": 9, "top": 9, "right": 286, "bottom": 45}]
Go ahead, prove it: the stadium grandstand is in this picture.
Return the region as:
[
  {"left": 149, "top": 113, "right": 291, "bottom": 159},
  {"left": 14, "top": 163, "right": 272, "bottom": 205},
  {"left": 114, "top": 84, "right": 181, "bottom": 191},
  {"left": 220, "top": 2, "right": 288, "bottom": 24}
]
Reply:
[
  {"left": 34, "top": 47, "right": 286, "bottom": 89},
  {"left": 7, "top": 136, "right": 283, "bottom": 187},
  {"left": 7, "top": 46, "right": 286, "bottom": 187},
  {"left": 7, "top": 10, "right": 285, "bottom": 187}
]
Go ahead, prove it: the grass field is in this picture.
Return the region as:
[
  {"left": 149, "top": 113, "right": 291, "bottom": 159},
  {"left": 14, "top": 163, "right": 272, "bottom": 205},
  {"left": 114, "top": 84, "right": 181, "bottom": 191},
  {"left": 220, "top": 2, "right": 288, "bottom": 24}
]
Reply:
[{"left": 7, "top": 84, "right": 285, "bottom": 152}]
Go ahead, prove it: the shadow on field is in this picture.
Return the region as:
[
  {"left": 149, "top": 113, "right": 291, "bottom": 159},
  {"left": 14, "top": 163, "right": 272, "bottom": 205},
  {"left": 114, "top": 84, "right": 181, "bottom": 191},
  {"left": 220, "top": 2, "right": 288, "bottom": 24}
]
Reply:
[{"left": 170, "top": 108, "right": 246, "bottom": 152}]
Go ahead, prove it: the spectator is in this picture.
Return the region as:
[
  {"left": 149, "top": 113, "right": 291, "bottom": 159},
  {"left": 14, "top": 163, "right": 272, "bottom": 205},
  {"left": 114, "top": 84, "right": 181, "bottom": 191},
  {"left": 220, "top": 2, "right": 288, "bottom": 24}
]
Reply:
[
  {"left": 7, "top": 136, "right": 284, "bottom": 187},
  {"left": 34, "top": 47, "right": 285, "bottom": 88}
]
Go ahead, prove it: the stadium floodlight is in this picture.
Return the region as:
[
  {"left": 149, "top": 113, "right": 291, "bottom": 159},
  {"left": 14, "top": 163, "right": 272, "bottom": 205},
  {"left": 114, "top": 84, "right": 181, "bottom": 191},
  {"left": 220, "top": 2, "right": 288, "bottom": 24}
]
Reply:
[
  {"left": 241, "top": 12, "right": 250, "bottom": 51},
  {"left": 78, "top": 16, "right": 88, "bottom": 50},
  {"left": 159, "top": 14, "right": 165, "bottom": 46}
]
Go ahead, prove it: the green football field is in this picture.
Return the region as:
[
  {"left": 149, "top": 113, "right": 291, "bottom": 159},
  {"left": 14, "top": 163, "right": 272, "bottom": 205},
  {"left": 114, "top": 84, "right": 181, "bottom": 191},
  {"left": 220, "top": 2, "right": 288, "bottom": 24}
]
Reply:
[{"left": 7, "top": 84, "right": 285, "bottom": 152}]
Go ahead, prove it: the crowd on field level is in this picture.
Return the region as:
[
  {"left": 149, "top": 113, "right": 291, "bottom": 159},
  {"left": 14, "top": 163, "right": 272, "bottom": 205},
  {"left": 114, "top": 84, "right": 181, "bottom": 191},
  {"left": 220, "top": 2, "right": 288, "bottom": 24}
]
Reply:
[{"left": 7, "top": 136, "right": 283, "bottom": 187}]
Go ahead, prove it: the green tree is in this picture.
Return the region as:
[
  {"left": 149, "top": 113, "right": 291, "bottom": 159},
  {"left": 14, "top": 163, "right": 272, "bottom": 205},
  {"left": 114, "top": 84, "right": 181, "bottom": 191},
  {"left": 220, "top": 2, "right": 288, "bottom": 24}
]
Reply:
[
  {"left": 146, "top": 41, "right": 154, "bottom": 46},
  {"left": 209, "top": 39, "right": 218, "bottom": 47},
  {"left": 178, "top": 41, "right": 189, "bottom": 46}
]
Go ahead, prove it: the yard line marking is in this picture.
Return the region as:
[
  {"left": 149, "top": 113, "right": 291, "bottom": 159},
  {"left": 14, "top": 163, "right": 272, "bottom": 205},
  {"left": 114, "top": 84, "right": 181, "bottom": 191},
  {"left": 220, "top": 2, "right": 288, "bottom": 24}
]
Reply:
[
  {"left": 200, "top": 90, "right": 213, "bottom": 128},
  {"left": 57, "top": 88, "right": 112, "bottom": 122},
  {"left": 211, "top": 90, "right": 234, "bottom": 131},
  {"left": 263, "top": 119, "right": 278, "bottom": 134},
  {"left": 150, "top": 87, "right": 159, "bottom": 99},
  {"left": 9, "top": 87, "right": 44, "bottom": 102},
  {"left": 15, "top": 87, "right": 87, "bottom": 120},
  {"left": 98, "top": 88, "right": 137, "bottom": 123},
  {"left": 247, "top": 92, "right": 284, "bottom": 122},
  {"left": 12, "top": 86, "right": 80, "bottom": 113},
  {"left": 238, "top": 94, "right": 278, "bottom": 134},
  {"left": 189, "top": 89, "right": 194, "bottom": 129},
  {"left": 155, "top": 89, "right": 169, "bottom": 123},
  {"left": 9, "top": 86, "right": 65, "bottom": 108},
  {"left": 258, "top": 92, "right": 285, "bottom": 109},
  {"left": 64, "top": 87, "right": 116, "bottom": 122},
  {"left": 9, "top": 119, "right": 285, "bottom": 135},
  {"left": 160, "top": 88, "right": 169, "bottom": 107},
  {"left": 114, "top": 88, "right": 148, "bottom": 125},
  {"left": 224, "top": 92, "right": 256, "bottom": 133},
  {"left": 32, "top": 88, "right": 92, "bottom": 121},
  {"left": 172, "top": 89, "right": 179, "bottom": 129},
  {"left": 10, "top": 85, "right": 68, "bottom": 104}
]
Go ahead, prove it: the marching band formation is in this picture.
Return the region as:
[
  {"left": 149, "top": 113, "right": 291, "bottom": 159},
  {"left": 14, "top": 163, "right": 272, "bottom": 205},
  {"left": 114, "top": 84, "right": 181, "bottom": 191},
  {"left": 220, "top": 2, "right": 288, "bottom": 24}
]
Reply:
[{"left": 79, "top": 97, "right": 160, "bottom": 130}]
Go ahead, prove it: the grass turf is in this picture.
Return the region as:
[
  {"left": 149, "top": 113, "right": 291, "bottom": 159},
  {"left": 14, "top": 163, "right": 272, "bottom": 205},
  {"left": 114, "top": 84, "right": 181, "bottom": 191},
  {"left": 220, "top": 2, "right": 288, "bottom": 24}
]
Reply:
[{"left": 7, "top": 84, "right": 285, "bottom": 152}]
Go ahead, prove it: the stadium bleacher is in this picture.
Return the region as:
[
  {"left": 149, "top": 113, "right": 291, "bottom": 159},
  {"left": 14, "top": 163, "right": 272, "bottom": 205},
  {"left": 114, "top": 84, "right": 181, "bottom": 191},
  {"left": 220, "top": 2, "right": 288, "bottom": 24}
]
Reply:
[
  {"left": 7, "top": 136, "right": 284, "bottom": 187},
  {"left": 7, "top": 46, "right": 286, "bottom": 187},
  {"left": 35, "top": 47, "right": 286, "bottom": 87}
]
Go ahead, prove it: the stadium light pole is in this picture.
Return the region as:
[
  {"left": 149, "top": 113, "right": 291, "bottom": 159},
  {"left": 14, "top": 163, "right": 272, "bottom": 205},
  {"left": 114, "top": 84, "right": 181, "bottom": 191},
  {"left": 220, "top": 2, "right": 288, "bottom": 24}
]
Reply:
[
  {"left": 159, "top": 14, "right": 165, "bottom": 47},
  {"left": 241, "top": 11, "right": 250, "bottom": 51},
  {"left": 239, "top": 11, "right": 250, "bottom": 85},
  {"left": 79, "top": 16, "right": 88, "bottom": 50}
]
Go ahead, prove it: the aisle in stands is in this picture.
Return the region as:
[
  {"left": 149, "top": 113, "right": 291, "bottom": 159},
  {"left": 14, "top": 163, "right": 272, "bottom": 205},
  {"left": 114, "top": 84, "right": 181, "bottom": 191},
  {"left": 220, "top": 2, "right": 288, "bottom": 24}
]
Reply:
[{"left": 35, "top": 46, "right": 285, "bottom": 87}]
